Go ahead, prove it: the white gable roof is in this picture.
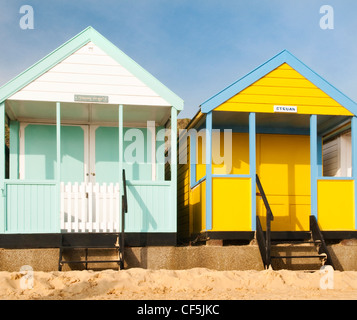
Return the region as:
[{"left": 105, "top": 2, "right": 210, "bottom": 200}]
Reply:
[{"left": 9, "top": 42, "right": 171, "bottom": 107}]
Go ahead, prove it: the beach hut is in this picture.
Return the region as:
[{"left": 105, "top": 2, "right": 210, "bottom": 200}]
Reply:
[
  {"left": 0, "top": 27, "right": 183, "bottom": 252},
  {"left": 178, "top": 50, "right": 357, "bottom": 248}
]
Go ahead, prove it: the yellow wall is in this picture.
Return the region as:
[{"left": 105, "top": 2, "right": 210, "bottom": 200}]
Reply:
[
  {"left": 256, "top": 134, "right": 311, "bottom": 231},
  {"left": 215, "top": 63, "right": 352, "bottom": 116},
  {"left": 212, "top": 132, "right": 249, "bottom": 175},
  {"left": 196, "top": 131, "right": 206, "bottom": 181},
  {"left": 317, "top": 180, "right": 355, "bottom": 230},
  {"left": 190, "top": 181, "right": 206, "bottom": 234},
  {"left": 210, "top": 133, "right": 312, "bottom": 232},
  {"left": 212, "top": 178, "right": 251, "bottom": 231},
  {"left": 178, "top": 126, "right": 356, "bottom": 237}
]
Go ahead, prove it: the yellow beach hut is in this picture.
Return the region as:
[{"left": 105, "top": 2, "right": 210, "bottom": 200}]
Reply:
[{"left": 177, "top": 50, "right": 357, "bottom": 267}]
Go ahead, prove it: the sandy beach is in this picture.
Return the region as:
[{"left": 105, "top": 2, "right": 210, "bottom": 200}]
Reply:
[{"left": 0, "top": 268, "right": 356, "bottom": 300}]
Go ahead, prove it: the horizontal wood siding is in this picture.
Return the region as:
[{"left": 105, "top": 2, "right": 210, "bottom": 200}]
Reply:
[
  {"left": 5, "top": 182, "right": 58, "bottom": 233},
  {"left": 216, "top": 63, "right": 352, "bottom": 116},
  {"left": 125, "top": 184, "right": 173, "bottom": 232},
  {"left": 323, "top": 131, "right": 352, "bottom": 177},
  {"left": 9, "top": 42, "right": 171, "bottom": 106},
  {"left": 323, "top": 137, "right": 339, "bottom": 177}
]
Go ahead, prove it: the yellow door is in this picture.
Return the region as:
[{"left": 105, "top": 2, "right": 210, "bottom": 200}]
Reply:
[{"left": 256, "top": 134, "right": 311, "bottom": 231}]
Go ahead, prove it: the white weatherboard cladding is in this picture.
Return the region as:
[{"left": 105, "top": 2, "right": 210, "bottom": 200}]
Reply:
[
  {"left": 323, "top": 131, "right": 352, "bottom": 177},
  {"left": 9, "top": 42, "right": 171, "bottom": 106}
]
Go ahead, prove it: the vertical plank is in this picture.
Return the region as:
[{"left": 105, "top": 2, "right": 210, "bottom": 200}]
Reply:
[
  {"left": 32, "top": 185, "right": 38, "bottom": 232},
  {"left": 109, "top": 183, "right": 114, "bottom": 232},
  {"left": 115, "top": 183, "right": 120, "bottom": 231},
  {"left": 102, "top": 183, "right": 107, "bottom": 231},
  {"left": 88, "top": 182, "right": 93, "bottom": 232},
  {"left": 66, "top": 182, "right": 71, "bottom": 232},
  {"left": 60, "top": 182, "right": 65, "bottom": 230},
  {"left": 171, "top": 107, "right": 177, "bottom": 232},
  {"left": 118, "top": 104, "right": 123, "bottom": 232},
  {"left": 7, "top": 185, "right": 13, "bottom": 232},
  {"left": 80, "top": 183, "right": 86, "bottom": 232},
  {"left": 9, "top": 120, "right": 19, "bottom": 179},
  {"left": 310, "top": 114, "right": 318, "bottom": 219},
  {"left": 352, "top": 116, "right": 357, "bottom": 229},
  {"left": 205, "top": 111, "right": 212, "bottom": 231},
  {"left": 56, "top": 102, "right": 61, "bottom": 181},
  {"left": 74, "top": 182, "right": 79, "bottom": 232},
  {"left": 147, "top": 120, "right": 156, "bottom": 181},
  {"left": 95, "top": 183, "right": 100, "bottom": 232},
  {"left": 189, "top": 132, "right": 197, "bottom": 188},
  {"left": 56, "top": 102, "right": 61, "bottom": 233},
  {"left": 317, "top": 136, "right": 323, "bottom": 177},
  {"left": 18, "top": 184, "right": 25, "bottom": 232},
  {"left": 38, "top": 185, "right": 45, "bottom": 232},
  {"left": 249, "top": 112, "right": 256, "bottom": 231},
  {"left": 41, "top": 185, "right": 49, "bottom": 230},
  {"left": 0, "top": 102, "right": 5, "bottom": 232}
]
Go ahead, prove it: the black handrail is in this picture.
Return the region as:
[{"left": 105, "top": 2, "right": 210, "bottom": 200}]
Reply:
[
  {"left": 120, "top": 169, "right": 128, "bottom": 269},
  {"left": 310, "top": 215, "right": 334, "bottom": 268},
  {"left": 256, "top": 174, "right": 274, "bottom": 269},
  {"left": 256, "top": 216, "right": 267, "bottom": 267}
]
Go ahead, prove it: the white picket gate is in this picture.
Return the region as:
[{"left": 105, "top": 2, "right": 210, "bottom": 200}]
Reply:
[{"left": 60, "top": 182, "right": 120, "bottom": 233}]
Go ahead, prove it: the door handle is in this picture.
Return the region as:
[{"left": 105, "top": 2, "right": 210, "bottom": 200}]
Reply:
[{"left": 91, "top": 173, "right": 96, "bottom": 176}]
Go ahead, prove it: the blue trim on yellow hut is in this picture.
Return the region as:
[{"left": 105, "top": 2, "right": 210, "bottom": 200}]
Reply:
[{"left": 177, "top": 50, "right": 357, "bottom": 242}]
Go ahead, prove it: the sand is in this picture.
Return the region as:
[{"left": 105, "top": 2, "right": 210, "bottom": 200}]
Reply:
[{"left": 0, "top": 268, "right": 356, "bottom": 300}]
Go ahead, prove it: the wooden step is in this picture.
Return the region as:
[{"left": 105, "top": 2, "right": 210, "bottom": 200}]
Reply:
[
  {"left": 271, "top": 254, "right": 326, "bottom": 259},
  {"left": 58, "top": 244, "right": 123, "bottom": 271},
  {"left": 271, "top": 240, "right": 321, "bottom": 245},
  {"left": 60, "top": 259, "right": 122, "bottom": 264},
  {"left": 60, "top": 246, "right": 120, "bottom": 249}
]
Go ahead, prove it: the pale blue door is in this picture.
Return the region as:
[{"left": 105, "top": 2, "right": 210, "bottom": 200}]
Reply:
[
  {"left": 6, "top": 124, "right": 86, "bottom": 233},
  {"left": 92, "top": 126, "right": 151, "bottom": 183},
  {"left": 24, "top": 124, "right": 85, "bottom": 182}
]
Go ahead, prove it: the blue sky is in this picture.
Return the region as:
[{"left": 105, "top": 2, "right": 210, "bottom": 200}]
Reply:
[{"left": 1, "top": 0, "right": 357, "bottom": 118}]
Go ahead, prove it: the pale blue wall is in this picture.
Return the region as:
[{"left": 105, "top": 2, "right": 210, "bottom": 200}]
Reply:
[
  {"left": 5, "top": 182, "right": 58, "bottom": 233},
  {"left": 5, "top": 123, "right": 172, "bottom": 234},
  {"left": 125, "top": 183, "right": 173, "bottom": 232}
]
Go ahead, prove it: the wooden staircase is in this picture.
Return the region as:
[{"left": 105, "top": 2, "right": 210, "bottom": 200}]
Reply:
[
  {"left": 58, "top": 170, "right": 128, "bottom": 271},
  {"left": 255, "top": 174, "right": 334, "bottom": 270},
  {"left": 269, "top": 221, "right": 331, "bottom": 270}
]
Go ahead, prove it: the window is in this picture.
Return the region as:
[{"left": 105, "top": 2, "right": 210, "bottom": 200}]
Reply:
[{"left": 323, "top": 130, "right": 351, "bottom": 177}]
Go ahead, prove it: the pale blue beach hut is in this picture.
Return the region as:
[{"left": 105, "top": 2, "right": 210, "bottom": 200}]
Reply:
[{"left": 0, "top": 27, "right": 183, "bottom": 252}]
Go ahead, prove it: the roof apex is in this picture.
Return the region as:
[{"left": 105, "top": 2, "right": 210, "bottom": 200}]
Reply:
[
  {"left": 0, "top": 26, "right": 184, "bottom": 111},
  {"left": 200, "top": 50, "right": 357, "bottom": 115}
]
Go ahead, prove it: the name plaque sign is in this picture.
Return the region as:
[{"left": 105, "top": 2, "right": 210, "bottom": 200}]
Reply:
[{"left": 74, "top": 95, "right": 109, "bottom": 103}]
